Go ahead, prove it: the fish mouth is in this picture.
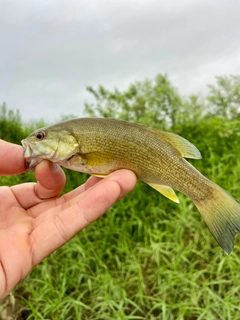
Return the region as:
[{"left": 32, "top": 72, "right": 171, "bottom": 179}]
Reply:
[
  {"left": 22, "top": 139, "right": 32, "bottom": 158},
  {"left": 21, "top": 139, "right": 43, "bottom": 170}
]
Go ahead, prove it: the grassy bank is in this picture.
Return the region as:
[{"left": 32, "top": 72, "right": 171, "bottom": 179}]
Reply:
[{"left": 1, "top": 116, "right": 240, "bottom": 319}]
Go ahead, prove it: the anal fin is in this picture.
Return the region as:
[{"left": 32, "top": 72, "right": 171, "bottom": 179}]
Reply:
[{"left": 146, "top": 183, "right": 180, "bottom": 204}]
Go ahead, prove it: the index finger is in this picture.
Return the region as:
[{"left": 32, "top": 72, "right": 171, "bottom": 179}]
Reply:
[{"left": 0, "top": 140, "right": 26, "bottom": 175}]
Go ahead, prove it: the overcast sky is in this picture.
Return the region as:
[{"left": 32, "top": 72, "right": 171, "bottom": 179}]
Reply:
[{"left": 0, "top": 0, "right": 240, "bottom": 122}]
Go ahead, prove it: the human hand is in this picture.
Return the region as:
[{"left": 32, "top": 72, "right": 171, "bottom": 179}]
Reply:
[{"left": 0, "top": 140, "right": 137, "bottom": 300}]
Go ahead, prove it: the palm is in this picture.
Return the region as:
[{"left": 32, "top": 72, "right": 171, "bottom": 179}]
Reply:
[{"left": 0, "top": 189, "right": 34, "bottom": 296}]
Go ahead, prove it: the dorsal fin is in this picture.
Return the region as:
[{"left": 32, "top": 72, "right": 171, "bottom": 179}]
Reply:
[{"left": 149, "top": 129, "right": 202, "bottom": 159}]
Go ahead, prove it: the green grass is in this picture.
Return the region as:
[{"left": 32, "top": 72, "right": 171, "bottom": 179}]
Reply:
[
  {"left": 2, "top": 117, "right": 240, "bottom": 319},
  {"left": 11, "top": 179, "right": 240, "bottom": 319}
]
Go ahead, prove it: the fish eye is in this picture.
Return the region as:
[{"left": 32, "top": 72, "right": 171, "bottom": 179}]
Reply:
[{"left": 35, "top": 131, "right": 45, "bottom": 140}]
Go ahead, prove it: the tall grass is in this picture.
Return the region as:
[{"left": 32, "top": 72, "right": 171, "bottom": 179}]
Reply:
[
  {"left": 1, "top": 116, "right": 240, "bottom": 319},
  {"left": 14, "top": 184, "right": 240, "bottom": 319}
]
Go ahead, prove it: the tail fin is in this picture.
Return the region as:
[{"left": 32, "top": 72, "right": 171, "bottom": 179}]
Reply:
[{"left": 194, "top": 185, "right": 240, "bottom": 254}]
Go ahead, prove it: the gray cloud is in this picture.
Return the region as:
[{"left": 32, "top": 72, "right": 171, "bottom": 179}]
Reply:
[{"left": 0, "top": 0, "right": 240, "bottom": 122}]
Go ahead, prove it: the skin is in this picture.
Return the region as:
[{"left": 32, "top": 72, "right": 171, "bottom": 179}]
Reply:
[{"left": 0, "top": 140, "right": 137, "bottom": 300}]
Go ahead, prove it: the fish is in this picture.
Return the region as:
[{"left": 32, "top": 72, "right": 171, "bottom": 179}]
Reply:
[{"left": 21, "top": 117, "right": 240, "bottom": 254}]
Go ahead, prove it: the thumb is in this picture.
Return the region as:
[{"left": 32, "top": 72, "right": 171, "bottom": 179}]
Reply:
[{"left": 34, "top": 160, "right": 66, "bottom": 199}]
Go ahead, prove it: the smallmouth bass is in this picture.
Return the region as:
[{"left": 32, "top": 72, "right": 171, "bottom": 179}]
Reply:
[{"left": 21, "top": 118, "right": 240, "bottom": 254}]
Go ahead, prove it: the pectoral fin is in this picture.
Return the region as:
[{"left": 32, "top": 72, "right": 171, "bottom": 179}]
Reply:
[{"left": 146, "top": 183, "right": 180, "bottom": 204}]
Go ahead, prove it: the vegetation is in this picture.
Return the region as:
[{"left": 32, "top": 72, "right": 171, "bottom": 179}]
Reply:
[{"left": 1, "top": 74, "right": 240, "bottom": 319}]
